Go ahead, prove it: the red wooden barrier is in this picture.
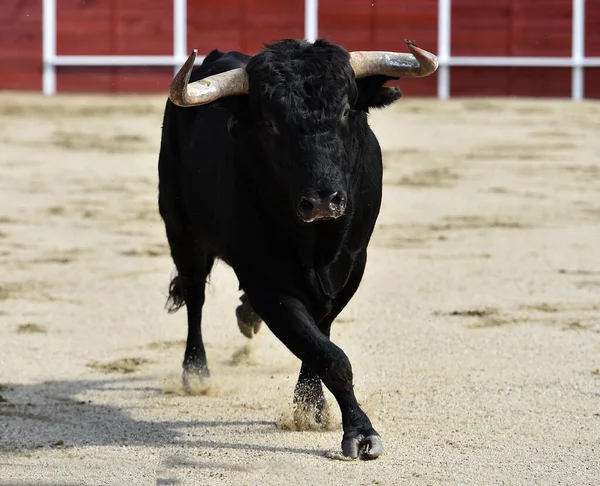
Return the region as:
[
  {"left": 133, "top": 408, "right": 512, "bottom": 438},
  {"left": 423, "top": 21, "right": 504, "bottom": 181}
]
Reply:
[
  {"left": 586, "top": 0, "right": 600, "bottom": 97},
  {"left": 0, "top": 0, "right": 598, "bottom": 97},
  {"left": 319, "top": 0, "right": 438, "bottom": 96},
  {"left": 451, "top": 0, "right": 573, "bottom": 97},
  {"left": 0, "top": 0, "right": 42, "bottom": 91}
]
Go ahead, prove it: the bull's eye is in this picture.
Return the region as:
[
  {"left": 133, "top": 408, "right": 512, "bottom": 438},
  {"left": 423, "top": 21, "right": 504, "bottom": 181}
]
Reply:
[
  {"left": 264, "top": 119, "right": 276, "bottom": 130},
  {"left": 342, "top": 108, "right": 351, "bottom": 118}
]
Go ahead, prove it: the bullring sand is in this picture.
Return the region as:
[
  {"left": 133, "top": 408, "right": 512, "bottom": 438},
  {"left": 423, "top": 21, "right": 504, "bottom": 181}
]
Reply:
[{"left": 0, "top": 93, "right": 599, "bottom": 485}]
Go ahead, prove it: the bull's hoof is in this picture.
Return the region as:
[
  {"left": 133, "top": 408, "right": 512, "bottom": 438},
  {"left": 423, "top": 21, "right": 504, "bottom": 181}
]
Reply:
[
  {"left": 341, "top": 431, "right": 383, "bottom": 460},
  {"left": 182, "top": 369, "right": 209, "bottom": 394},
  {"left": 236, "top": 295, "right": 262, "bottom": 339},
  {"left": 293, "top": 392, "right": 328, "bottom": 425},
  {"left": 182, "top": 361, "right": 210, "bottom": 392}
]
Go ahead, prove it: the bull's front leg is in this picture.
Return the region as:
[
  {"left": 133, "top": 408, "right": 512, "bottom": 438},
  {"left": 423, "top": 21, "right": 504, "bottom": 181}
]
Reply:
[
  {"left": 239, "top": 278, "right": 382, "bottom": 460},
  {"left": 293, "top": 250, "right": 368, "bottom": 426}
]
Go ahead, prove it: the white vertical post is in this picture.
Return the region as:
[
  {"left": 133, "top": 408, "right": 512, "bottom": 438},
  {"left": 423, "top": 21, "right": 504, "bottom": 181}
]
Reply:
[
  {"left": 572, "top": 0, "right": 585, "bottom": 100},
  {"left": 305, "top": 0, "right": 318, "bottom": 43},
  {"left": 173, "top": 0, "right": 187, "bottom": 72},
  {"left": 42, "top": 0, "right": 57, "bottom": 95},
  {"left": 437, "top": 0, "right": 451, "bottom": 100}
]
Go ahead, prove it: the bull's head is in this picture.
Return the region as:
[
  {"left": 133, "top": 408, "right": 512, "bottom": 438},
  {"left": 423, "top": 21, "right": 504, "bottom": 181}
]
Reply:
[{"left": 169, "top": 39, "right": 438, "bottom": 223}]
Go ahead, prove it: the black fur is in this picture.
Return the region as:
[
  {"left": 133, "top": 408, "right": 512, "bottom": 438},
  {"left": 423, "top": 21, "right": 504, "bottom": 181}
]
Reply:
[
  {"left": 157, "top": 38, "right": 404, "bottom": 458},
  {"left": 165, "top": 273, "right": 185, "bottom": 314}
]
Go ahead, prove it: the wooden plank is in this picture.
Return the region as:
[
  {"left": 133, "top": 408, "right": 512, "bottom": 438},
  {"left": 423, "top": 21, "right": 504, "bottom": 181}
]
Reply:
[
  {"left": 452, "top": 66, "right": 571, "bottom": 97},
  {"left": 187, "top": 0, "right": 246, "bottom": 54},
  {"left": 0, "top": 0, "right": 41, "bottom": 90},
  {"left": 0, "top": 61, "right": 41, "bottom": 90},
  {"left": 188, "top": 0, "right": 303, "bottom": 55},
  {"left": 320, "top": 0, "right": 437, "bottom": 96},
  {"left": 113, "top": 0, "right": 173, "bottom": 55},
  {"left": 56, "top": 67, "right": 113, "bottom": 93},
  {"left": 373, "top": 0, "right": 438, "bottom": 51},
  {"left": 584, "top": 69, "right": 600, "bottom": 98},
  {"left": 241, "top": 0, "right": 304, "bottom": 53},
  {"left": 114, "top": 67, "right": 173, "bottom": 93},
  {"left": 321, "top": 0, "right": 437, "bottom": 52},
  {"left": 56, "top": 0, "right": 111, "bottom": 55},
  {"left": 510, "top": 0, "right": 572, "bottom": 57},
  {"left": 320, "top": 0, "right": 372, "bottom": 51},
  {"left": 509, "top": 67, "right": 571, "bottom": 96},
  {"left": 57, "top": 0, "right": 172, "bottom": 56},
  {"left": 0, "top": 0, "right": 591, "bottom": 97},
  {"left": 585, "top": 1, "right": 600, "bottom": 56},
  {"left": 451, "top": 67, "right": 510, "bottom": 96},
  {"left": 57, "top": 67, "right": 173, "bottom": 94},
  {"left": 0, "top": 0, "right": 41, "bottom": 21},
  {"left": 451, "top": 0, "right": 510, "bottom": 56}
]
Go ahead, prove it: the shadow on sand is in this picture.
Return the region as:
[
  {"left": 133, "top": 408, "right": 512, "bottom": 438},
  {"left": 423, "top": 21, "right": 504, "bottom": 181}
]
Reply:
[{"left": 0, "top": 376, "right": 324, "bottom": 463}]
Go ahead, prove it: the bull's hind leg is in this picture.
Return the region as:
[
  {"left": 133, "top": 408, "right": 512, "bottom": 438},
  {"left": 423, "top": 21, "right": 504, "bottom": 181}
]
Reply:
[
  {"left": 236, "top": 293, "right": 263, "bottom": 338},
  {"left": 294, "top": 250, "right": 367, "bottom": 425},
  {"left": 165, "top": 226, "right": 215, "bottom": 383}
]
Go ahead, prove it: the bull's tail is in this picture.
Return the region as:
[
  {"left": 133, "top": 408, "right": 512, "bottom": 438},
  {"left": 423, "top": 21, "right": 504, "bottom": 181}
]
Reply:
[{"left": 165, "top": 272, "right": 186, "bottom": 313}]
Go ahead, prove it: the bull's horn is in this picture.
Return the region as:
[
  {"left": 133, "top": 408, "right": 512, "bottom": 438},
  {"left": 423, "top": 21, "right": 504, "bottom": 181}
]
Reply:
[
  {"left": 169, "top": 49, "right": 249, "bottom": 107},
  {"left": 350, "top": 39, "right": 439, "bottom": 79}
]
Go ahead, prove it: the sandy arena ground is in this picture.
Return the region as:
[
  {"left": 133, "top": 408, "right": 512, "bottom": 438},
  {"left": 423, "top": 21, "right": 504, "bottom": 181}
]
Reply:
[{"left": 0, "top": 92, "right": 599, "bottom": 485}]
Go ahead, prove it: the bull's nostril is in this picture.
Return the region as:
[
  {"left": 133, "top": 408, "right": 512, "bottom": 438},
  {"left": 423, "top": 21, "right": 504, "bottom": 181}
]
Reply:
[
  {"left": 330, "top": 194, "right": 342, "bottom": 207},
  {"left": 299, "top": 198, "right": 314, "bottom": 213}
]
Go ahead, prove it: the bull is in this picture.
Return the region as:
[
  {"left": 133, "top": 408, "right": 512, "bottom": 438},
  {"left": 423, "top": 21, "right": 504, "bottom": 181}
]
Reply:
[{"left": 158, "top": 38, "right": 438, "bottom": 459}]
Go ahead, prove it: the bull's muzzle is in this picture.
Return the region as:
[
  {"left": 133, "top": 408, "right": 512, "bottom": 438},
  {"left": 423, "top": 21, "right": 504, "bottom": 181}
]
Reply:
[{"left": 297, "top": 190, "right": 347, "bottom": 223}]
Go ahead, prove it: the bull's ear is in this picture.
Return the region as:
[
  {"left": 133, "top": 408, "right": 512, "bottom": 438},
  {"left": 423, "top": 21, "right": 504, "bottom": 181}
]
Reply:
[
  {"left": 354, "top": 75, "right": 402, "bottom": 111},
  {"left": 209, "top": 95, "right": 250, "bottom": 134}
]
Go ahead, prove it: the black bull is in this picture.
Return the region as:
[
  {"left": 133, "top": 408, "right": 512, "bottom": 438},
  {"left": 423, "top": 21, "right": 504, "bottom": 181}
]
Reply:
[{"left": 157, "top": 38, "right": 437, "bottom": 459}]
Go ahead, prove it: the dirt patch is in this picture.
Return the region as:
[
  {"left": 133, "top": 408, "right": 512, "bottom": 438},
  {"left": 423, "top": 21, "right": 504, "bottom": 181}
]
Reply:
[
  {"left": 523, "top": 302, "right": 600, "bottom": 313},
  {"left": 371, "top": 223, "right": 432, "bottom": 248},
  {"left": 0, "top": 282, "right": 37, "bottom": 301},
  {"left": 229, "top": 342, "right": 257, "bottom": 367},
  {"left": 562, "top": 321, "right": 594, "bottom": 331},
  {"left": 28, "top": 254, "right": 78, "bottom": 265},
  {"left": 439, "top": 308, "right": 498, "bottom": 318},
  {"left": 147, "top": 340, "right": 186, "bottom": 350},
  {"left": 389, "top": 167, "right": 459, "bottom": 187},
  {"left": 45, "top": 206, "right": 66, "bottom": 216},
  {"left": 576, "top": 280, "right": 600, "bottom": 289},
  {"left": 466, "top": 142, "right": 575, "bottom": 161},
  {"left": 87, "top": 358, "right": 154, "bottom": 374},
  {"left": 531, "top": 130, "right": 574, "bottom": 139},
  {"left": 559, "top": 268, "right": 600, "bottom": 276},
  {"left": 0, "top": 216, "right": 22, "bottom": 224},
  {"left": 430, "top": 215, "right": 529, "bottom": 231},
  {"left": 48, "top": 130, "right": 151, "bottom": 154},
  {"left": 439, "top": 307, "right": 533, "bottom": 329},
  {"left": 120, "top": 243, "right": 169, "bottom": 258},
  {"left": 469, "top": 315, "right": 524, "bottom": 329},
  {"left": 0, "top": 95, "right": 163, "bottom": 118},
  {"left": 15, "top": 323, "right": 47, "bottom": 334},
  {"left": 163, "top": 375, "right": 222, "bottom": 397},
  {"left": 420, "top": 252, "right": 492, "bottom": 260},
  {"left": 461, "top": 100, "right": 506, "bottom": 113}
]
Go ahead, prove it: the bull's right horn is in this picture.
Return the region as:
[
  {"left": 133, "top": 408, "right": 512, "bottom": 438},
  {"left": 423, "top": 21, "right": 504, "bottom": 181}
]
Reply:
[
  {"left": 350, "top": 39, "right": 439, "bottom": 79},
  {"left": 169, "top": 50, "right": 249, "bottom": 107}
]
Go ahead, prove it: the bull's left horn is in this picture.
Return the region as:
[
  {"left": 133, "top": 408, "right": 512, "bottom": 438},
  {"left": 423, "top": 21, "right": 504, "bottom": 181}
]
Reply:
[
  {"left": 349, "top": 39, "right": 439, "bottom": 79},
  {"left": 169, "top": 49, "right": 249, "bottom": 107}
]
